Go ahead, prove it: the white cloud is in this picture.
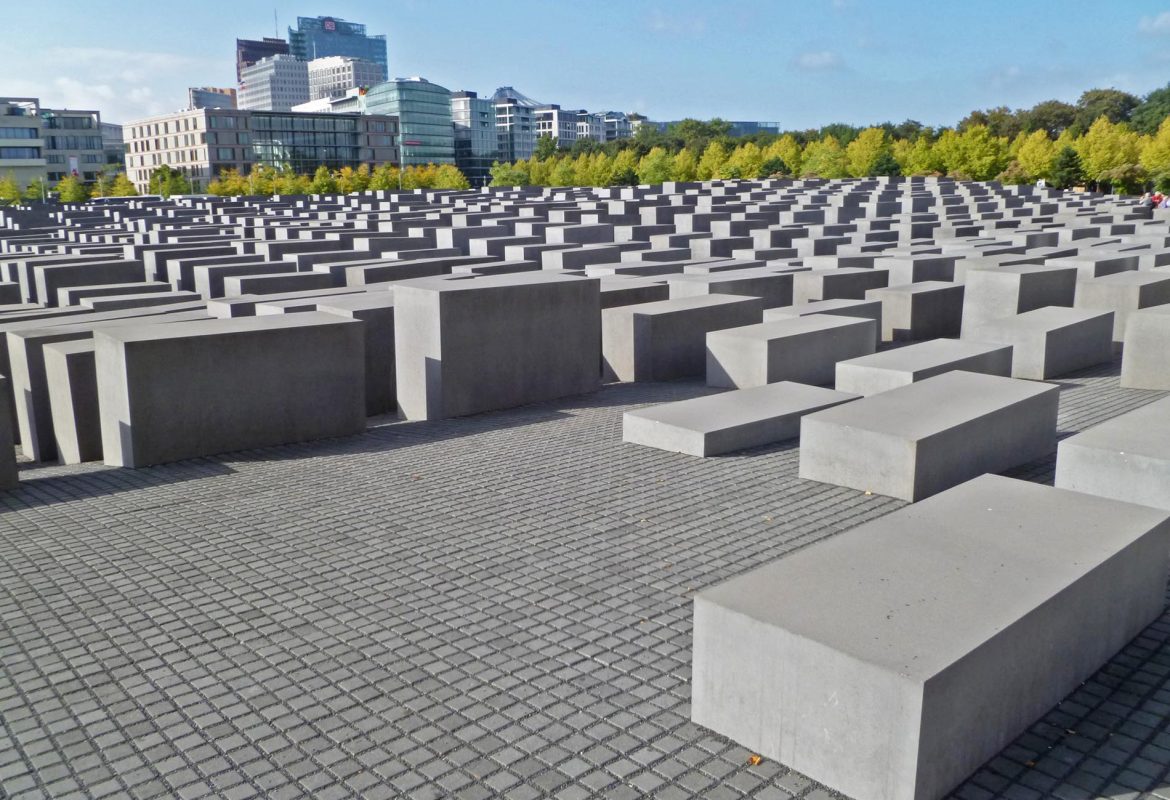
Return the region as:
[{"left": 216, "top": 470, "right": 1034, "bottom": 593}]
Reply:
[
  {"left": 1140, "top": 12, "right": 1170, "bottom": 34},
  {"left": 793, "top": 50, "right": 843, "bottom": 71},
  {"left": 1, "top": 46, "right": 223, "bottom": 123}
]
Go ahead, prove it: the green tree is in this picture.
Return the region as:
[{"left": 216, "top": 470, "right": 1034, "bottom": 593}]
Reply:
[
  {"left": 609, "top": 149, "right": 639, "bottom": 185},
  {"left": 722, "top": 142, "right": 763, "bottom": 180},
  {"left": 670, "top": 148, "right": 698, "bottom": 181},
  {"left": 1014, "top": 129, "right": 1057, "bottom": 180},
  {"left": 0, "top": 173, "right": 21, "bottom": 205},
  {"left": 534, "top": 134, "right": 558, "bottom": 161},
  {"left": 1021, "top": 99, "right": 1076, "bottom": 137},
  {"left": 489, "top": 160, "right": 530, "bottom": 187},
  {"left": 309, "top": 165, "right": 337, "bottom": 194},
  {"left": 759, "top": 156, "right": 789, "bottom": 177},
  {"left": 1141, "top": 117, "right": 1170, "bottom": 176},
  {"left": 22, "top": 177, "right": 49, "bottom": 202},
  {"left": 800, "top": 136, "right": 848, "bottom": 178},
  {"left": 870, "top": 151, "right": 901, "bottom": 177},
  {"left": 1131, "top": 83, "right": 1170, "bottom": 135},
  {"left": 667, "top": 118, "right": 732, "bottom": 154},
  {"left": 1074, "top": 88, "right": 1140, "bottom": 132},
  {"left": 547, "top": 158, "right": 576, "bottom": 187},
  {"left": 1050, "top": 146, "right": 1084, "bottom": 189},
  {"left": 765, "top": 134, "right": 802, "bottom": 176},
  {"left": 959, "top": 106, "right": 1023, "bottom": 140},
  {"left": 433, "top": 164, "right": 471, "bottom": 189},
  {"left": 55, "top": 174, "right": 90, "bottom": 203},
  {"left": 147, "top": 165, "right": 191, "bottom": 197},
  {"left": 637, "top": 147, "right": 674, "bottom": 184},
  {"left": 1076, "top": 116, "right": 1141, "bottom": 184},
  {"left": 368, "top": 163, "right": 400, "bottom": 191},
  {"left": 696, "top": 141, "right": 730, "bottom": 180},
  {"left": 845, "top": 127, "right": 891, "bottom": 177}
]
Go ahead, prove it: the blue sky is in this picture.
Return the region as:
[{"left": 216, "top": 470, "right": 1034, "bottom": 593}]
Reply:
[{"left": 2, "top": 0, "right": 1169, "bottom": 126}]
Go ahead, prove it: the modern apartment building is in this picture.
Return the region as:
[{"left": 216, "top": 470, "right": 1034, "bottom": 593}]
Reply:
[
  {"left": 492, "top": 87, "right": 539, "bottom": 163},
  {"left": 238, "top": 55, "right": 310, "bottom": 112},
  {"left": 308, "top": 56, "right": 383, "bottom": 102},
  {"left": 603, "top": 112, "right": 633, "bottom": 142},
  {"left": 0, "top": 97, "right": 109, "bottom": 188},
  {"left": 576, "top": 112, "right": 605, "bottom": 144},
  {"left": 288, "top": 17, "right": 387, "bottom": 80},
  {"left": 535, "top": 105, "right": 580, "bottom": 148},
  {"left": 362, "top": 78, "right": 454, "bottom": 166},
  {"left": 235, "top": 37, "right": 289, "bottom": 84},
  {"left": 451, "top": 91, "right": 498, "bottom": 186},
  {"left": 122, "top": 107, "right": 398, "bottom": 193},
  {"left": 188, "top": 87, "right": 238, "bottom": 110}
]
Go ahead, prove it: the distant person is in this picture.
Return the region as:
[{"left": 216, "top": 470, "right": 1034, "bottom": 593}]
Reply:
[
  {"left": 1035, "top": 178, "right": 1047, "bottom": 189},
  {"left": 1152, "top": 191, "right": 1165, "bottom": 208}
]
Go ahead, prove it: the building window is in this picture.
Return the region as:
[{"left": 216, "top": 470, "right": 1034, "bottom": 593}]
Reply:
[{"left": 0, "top": 147, "right": 40, "bottom": 159}]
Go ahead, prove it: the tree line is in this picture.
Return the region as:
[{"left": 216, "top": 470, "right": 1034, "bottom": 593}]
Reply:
[{"left": 491, "top": 85, "right": 1170, "bottom": 194}]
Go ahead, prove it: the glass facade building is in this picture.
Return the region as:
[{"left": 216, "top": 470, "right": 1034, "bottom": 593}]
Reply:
[
  {"left": 288, "top": 17, "right": 387, "bottom": 81},
  {"left": 363, "top": 78, "right": 453, "bottom": 166},
  {"left": 451, "top": 91, "right": 499, "bottom": 186}
]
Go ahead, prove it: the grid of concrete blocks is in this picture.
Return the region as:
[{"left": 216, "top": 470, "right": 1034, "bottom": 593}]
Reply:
[{"left": 1, "top": 176, "right": 1170, "bottom": 800}]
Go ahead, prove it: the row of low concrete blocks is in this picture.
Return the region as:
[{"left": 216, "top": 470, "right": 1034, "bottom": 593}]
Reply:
[{"left": 688, "top": 390, "right": 1170, "bottom": 800}]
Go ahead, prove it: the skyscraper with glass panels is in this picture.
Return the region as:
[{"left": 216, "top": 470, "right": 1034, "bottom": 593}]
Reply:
[
  {"left": 362, "top": 78, "right": 453, "bottom": 167},
  {"left": 287, "top": 17, "right": 388, "bottom": 82}
]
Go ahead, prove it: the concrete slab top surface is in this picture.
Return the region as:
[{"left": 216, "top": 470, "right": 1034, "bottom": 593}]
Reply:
[
  {"left": 837, "top": 338, "right": 1009, "bottom": 372},
  {"left": 626, "top": 382, "right": 858, "bottom": 433},
  {"left": 983, "top": 306, "right": 1114, "bottom": 331},
  {"left": 606, "top": 293, "right": 757, "bottom": 315},
  {"left": 698, "top": 474, "right": 1170, "bottom": 679},
  {"left": 710, "top": 314, "right": 872, "bottom": 341},
  {"left": 94, "top": 310, "right": 359, "bottom": 343},
  {"left": 805, "top": 370, "right": 1056, "bottom": 438},
  {"left": 1078, "top": 271, "right": 1170, "bottom": 287},
  {"left": 395, "top": 271, "right": 598, "bottom": 293},
  {"left": 1063, "top": 396, "right": 1170, "bottom": 457}
]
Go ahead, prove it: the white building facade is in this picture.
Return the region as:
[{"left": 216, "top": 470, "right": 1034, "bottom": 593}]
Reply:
[
  {"left": 238, "top": 55, "right": 310, "bottom": 112},
  {"left": 307, "top": 56, "right": 384, "bottom": 101}
]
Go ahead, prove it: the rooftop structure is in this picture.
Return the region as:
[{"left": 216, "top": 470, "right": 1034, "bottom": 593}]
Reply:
[{"left": 288, "top": 16, "right": 387, "bottom": 80}]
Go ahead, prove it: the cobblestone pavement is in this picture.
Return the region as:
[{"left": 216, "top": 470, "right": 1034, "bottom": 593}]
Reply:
[{"left": 1, "top": 362, "right": 1168, "bottom": 800}]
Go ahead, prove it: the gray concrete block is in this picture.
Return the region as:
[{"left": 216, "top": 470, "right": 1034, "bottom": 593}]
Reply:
[
  {"left": 963, "top": 306, "right": 1114, "bottom": 380},
  {"left": 1074, "top": 271, "right": 1170, "bottom": 342},
  {"left": 81, "top": 291, "right": 202, "bottom": 312},
  {"left": 693, "top": 474, "right": 1170, "bottom": 800},
  {"left": 1120, "top": 305, "right": 1170, "bottom": 390},
  {"left": 395, "top": 272, "right": 600, "bottom": 420},
  {"left": 623, "top": 381, "right": 857, "bottom": 456},
  {"left": 799, "top": 370, "right": 1058, "bottom": 501},
  {"left": 866, "top": 281, "right": 965, "bottom": 341},
  {"left": 792, "top": 268, "right": 890, "bottom": 304},
  {"left": 835, "top": 338, "right": 1014, "bottom": 396},
  {"left": 43, "top": 339, "right": 101, "bottom": 464},
  {"left": 706, "top": 314, "right": 876, "bottom": 388},
  {"left": 764, "top": 298, "right": 883, "bottom": 347},
  {"left": 1055, "top": 396, "right": 1170, "bottom": 510},
  {"left": 602, "top": 294, "right": 764, "bottom": 382},
  {"left": 667, "top": 269, "right": 794, "bottom": 309},
  {"left": 599, "top": 277, "right": 670, "bottom": 309},
  {"left": 96, "top": 313, "right": 366, "bottom": 467},
  {"left": 960, "top": 264, "right": 1078, "bottom": 333},
  {"left": 0, "top": 375, "right": 15, "bottom": 490},
  {"left": 57, "top": 281, "right": 172, "bottom": 307},
  {"left": 223, "top": 271, "right": 335, "bottom": 297},
  {"left": 317, "top": 294, "right": 396, "bottom": 417}
]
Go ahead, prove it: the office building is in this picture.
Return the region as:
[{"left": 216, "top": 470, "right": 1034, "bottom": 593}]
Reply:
[
  {"left": 308, "top": 56, "right": 383, "bottom": 102},
  {"left": 101, "top": 122, "right": 124, "bottom": 169},
  {"left": 0, "top": 97, "right": 108, "bottom": 188},
  {"left": 452, "top": 90, "right": 498, "bottom": 186},
  {"left": 122, "top": 107, "right": 398, "bottom": 193},
  {"left": 288, "top": 16, "right": 387, "bottom": 80},
  {"left": 362, "top": 78, "right": 453, "bottom": 166},
  {"left": 0, "top": 98, "right": 47, "bottom": 188},
  {"left": 189, "top": 87, "right": 237, "bottom": 110},
  {"left": 235, "top": 37, "right": 289, "bottom": 84},
  {"left": 535, "top": 105, "right": 580, "bottom": 148},
  {"left": 238, "top": 55, "right": 310, "bottom": 112},
  {"left": 492, "top": 87, "right": 539, "bottom": 163}
]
